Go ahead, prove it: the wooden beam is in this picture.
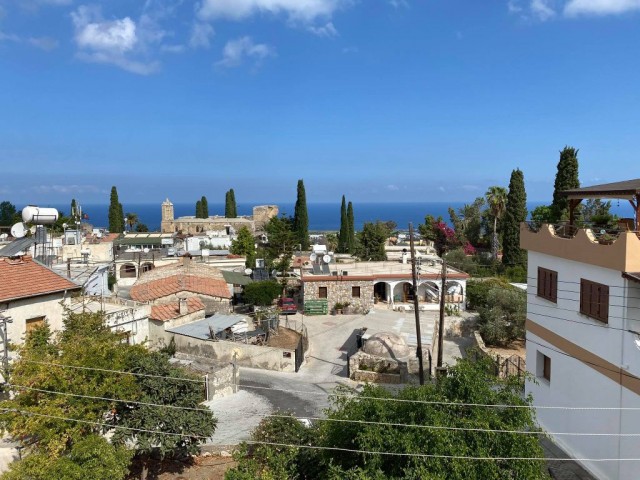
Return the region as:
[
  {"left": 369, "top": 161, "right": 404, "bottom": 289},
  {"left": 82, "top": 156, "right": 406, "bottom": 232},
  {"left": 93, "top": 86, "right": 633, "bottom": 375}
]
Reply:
[{"left": 568, "top": 199, "right": 582, "bottom": 226}]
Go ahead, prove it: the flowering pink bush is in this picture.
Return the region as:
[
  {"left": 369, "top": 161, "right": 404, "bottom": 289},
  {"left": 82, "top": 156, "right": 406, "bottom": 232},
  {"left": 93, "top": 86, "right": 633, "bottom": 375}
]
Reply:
[{"left": 463, "top": 242, "right": 476, "bottom": 255}]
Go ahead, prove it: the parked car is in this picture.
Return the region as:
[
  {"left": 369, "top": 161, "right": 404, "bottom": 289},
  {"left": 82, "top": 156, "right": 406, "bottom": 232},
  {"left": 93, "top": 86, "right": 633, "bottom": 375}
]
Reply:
[{"left": 277, "top": 297, "right": 297, "bottom": 315}]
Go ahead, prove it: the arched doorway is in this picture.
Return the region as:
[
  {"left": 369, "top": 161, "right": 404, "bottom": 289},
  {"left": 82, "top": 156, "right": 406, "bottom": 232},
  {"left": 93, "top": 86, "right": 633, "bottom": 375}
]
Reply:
[
  {"left": 418, "top": 281, "right": 439, "bottom": 303},
  {"left": 120, "top": 263, "right": 136, "bottom": 278},
  {"left": 393, "top": 282, "right": 414, "bottom": 303},
  {"left": 373, "top": 282, "right": 389, "bottom": 302}
]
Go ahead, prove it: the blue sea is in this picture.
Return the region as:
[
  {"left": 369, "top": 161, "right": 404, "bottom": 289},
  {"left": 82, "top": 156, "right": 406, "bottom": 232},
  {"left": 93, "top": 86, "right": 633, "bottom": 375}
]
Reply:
[{"left": 41, "top": 201, "right": 635, "bottom": 232}]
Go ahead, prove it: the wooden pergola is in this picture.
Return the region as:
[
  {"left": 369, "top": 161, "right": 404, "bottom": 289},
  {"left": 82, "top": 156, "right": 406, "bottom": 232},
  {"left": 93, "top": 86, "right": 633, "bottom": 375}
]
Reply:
[{"left": 562, "top": 179, "right": 640, "bottom": 229}]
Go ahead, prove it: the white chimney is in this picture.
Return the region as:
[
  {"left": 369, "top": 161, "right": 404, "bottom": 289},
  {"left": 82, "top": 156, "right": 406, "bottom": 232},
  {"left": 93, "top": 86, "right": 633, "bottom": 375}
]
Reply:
[{"left": 179, "top": 298, "right": 188, "bottom": 315}]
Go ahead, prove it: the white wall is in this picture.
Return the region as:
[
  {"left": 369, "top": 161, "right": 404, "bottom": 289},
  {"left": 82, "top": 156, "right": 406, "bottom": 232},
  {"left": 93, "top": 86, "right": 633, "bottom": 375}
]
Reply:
[{"left": 526, "top": 251, "right": 640, "bottom": 480}]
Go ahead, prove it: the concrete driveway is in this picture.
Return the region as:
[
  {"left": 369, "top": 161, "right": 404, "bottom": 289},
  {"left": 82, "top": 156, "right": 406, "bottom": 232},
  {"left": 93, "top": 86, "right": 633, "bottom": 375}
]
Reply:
[{"left": 205, "top": 307, "right": 474, "bottom": 447}]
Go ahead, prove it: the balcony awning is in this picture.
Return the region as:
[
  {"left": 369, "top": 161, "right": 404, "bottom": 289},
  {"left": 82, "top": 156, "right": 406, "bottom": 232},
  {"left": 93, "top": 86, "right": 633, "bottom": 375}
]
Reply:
[{"left": 622, "top": 272, "right": 640, "bottom": 284}]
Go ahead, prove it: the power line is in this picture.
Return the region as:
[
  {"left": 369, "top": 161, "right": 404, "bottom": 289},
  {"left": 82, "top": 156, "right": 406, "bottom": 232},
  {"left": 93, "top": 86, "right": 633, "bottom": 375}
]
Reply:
[
  {"left": 526, "top": 308, "right": 640, "bottom": 334},
  {"left": 9, "top": 384, "right": 640, "bottom": 437},
  {"left": 0, "top": 407, "right": 210, "bottom": 440},
  {"left": 244, "top": 440, "right": 640, "bottom": 462},
  {"left": 13, "top": 359, "right": 640, "bottom": 411},
  {"left": 2, "top": 407, "right": 638, "bottom": 462}
]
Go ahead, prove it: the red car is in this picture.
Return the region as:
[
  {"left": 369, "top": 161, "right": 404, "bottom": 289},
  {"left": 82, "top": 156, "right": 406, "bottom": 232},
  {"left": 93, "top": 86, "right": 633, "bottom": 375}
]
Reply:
[{"left": 277, "top": 297, "right": 297, "bottom": 315}]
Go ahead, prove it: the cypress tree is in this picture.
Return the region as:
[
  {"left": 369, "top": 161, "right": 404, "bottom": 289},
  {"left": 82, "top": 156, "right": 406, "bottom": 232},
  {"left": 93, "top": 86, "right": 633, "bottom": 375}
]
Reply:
[
  {"left": 108, "top": 186, "right": 124, "bottom": 233},
  {"left": 347, "top": 201, "right": 355, "bottom": 254},
  {"left": 225, "top": 191, "right": 231, "bottom": 218},
  {"left": 502, "top": 169, "right": 527, "bottom": 266},
  {"left": 195, "top": 200, "right": 202, "bottom": 218},
  {"left": 293, "top": 179, "right": 309, "bottom": 250},
  {"left": 550, "top": 146, "right": 580, "bottom": 222},
  {"left": 70, "top": 199, "right": 78, "bottom": 221},
  {"left": 201, "top": 196, "right": 209, "bottom": 218},
  {"left": 338, "top": 195, "right": 348, "bottom": 253},
  {"left": 229, "top": 189, "right": 237, "bottom": 218}
]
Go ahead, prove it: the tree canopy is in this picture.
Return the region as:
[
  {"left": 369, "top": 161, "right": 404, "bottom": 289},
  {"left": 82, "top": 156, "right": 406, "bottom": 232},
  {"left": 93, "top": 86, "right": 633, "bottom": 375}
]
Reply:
[
  {"left": 338, "top": 195, "right": 349, "bottom": 253},
  {"left": 108, "top": 186, "right": 124, "bottom": 233},
  {"left": 0, "top": 309, "right": 216, "bottom": 480},
  {"left": 230, "top": 225, "right": 256, "bottom": 268},
  {"left": 501, "top": 169, "right": 527, "bottom": 267},
  {"left": 0, "top": 201, "right": 18, "bottom": 226},
  {"left": 485, "top": 186, "right": 508, "bottom": 260},
  {"left": 355, "top": 221, "right": 389, "bottom": 261},
  {"left": 227, "top": 357, "right": 546, "bottom": 480},
  {"left": 347, "top": 201, "right": 355, "bottom": 254},
  {"left": 293, "top": 179, "right": 309, "bottom": 250},
  {"left": 226, "top": 189, "right": 237, "bottom": 218},
  {"left": 243, "top": 280, "right": 282, "bottom": 306},
  {"left": 551, "top": 146, "right": 580, "bottom": 222}
]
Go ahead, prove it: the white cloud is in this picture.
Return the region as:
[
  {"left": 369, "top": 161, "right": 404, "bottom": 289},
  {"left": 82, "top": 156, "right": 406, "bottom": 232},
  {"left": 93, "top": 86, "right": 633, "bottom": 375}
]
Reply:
[
  {"left": 216, "top": 36, "right": 275, "bottom": 68},
  {"left": 161, "top": 44, "right": 185, "bottom": 53},
  {"left": 565, "top": 0, "right": 640, "bottom": 15},
  {"left": 307, "top": 21, "right": 338, "bottom": 37},
  {"left": 386, "top": 184, "right": 400, "bottom": 191},
  {"left": 72, "top": 6, "right": 137, "bottom": 52},
  {"left": 190, "top": 21, "right": 214, "bottom": 48},
  {"left": 342, "top": 45, "right": 358, "bottom": 53},
  {"left": 33, "top": 184, "right": 102, "bottom": 194},
  {"left": 531, "top": 0, "right": 556, "bottom": 19},
  {"left": 389, "top": 0, "right": 409, "bottom": 8},
  {"left": 198, "top": 0, "right": 340, "bottom": 22},
  {"left": 0, "top": 31, "right": 20, "bottom": 42},
  {"left": 28, "top": 36, "right": 59, "bottom": 51},
  {"left": 71, "top": 5, "right": 160, "bottom": 75}
]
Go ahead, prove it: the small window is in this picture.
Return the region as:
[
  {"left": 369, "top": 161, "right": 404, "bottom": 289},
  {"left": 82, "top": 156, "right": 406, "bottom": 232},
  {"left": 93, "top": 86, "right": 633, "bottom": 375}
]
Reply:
[
  {"left": 352, "top": 286, "right": 361, "bottom": 298},
  {"left": 318, "top": 287, "right": 328, "bottom": 299},
  {"left": 283, "top": 351, "right": 292, "bottom": 358},
  {"left": 537, "top": 267, "right": 557, "bottom": 303},
  {"left": 26, "top": 316, "right": 46, "bottom": 333},
  {"left": 580, "top": 279, "right": 609, "bottom": 323},
  {"left": 537, "top": 351, "right": 551, "bottom": 382}
]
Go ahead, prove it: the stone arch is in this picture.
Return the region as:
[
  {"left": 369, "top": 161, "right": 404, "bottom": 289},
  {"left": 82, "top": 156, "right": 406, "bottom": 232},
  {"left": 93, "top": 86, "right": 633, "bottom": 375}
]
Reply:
[
  {"left": 445, "top": 280, "right": 464, "bottom": 303},
  {"left": 417, "top": 281, "right": 440, "bottom": 303},
  {"left": 120, "top": 263, "right": 136, "bottom": 278},
  {"left": 393, "top": 281, "right": 414, "bottom": 303},
  {"left": 373, "top": 281, "right": 390, "bottom": 302}
]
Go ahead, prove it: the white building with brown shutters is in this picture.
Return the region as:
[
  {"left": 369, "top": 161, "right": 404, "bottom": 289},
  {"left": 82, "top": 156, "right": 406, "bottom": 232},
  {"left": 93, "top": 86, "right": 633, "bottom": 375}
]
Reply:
[{"left": 522, "top": 179, "right": 640, "bottom": 480}]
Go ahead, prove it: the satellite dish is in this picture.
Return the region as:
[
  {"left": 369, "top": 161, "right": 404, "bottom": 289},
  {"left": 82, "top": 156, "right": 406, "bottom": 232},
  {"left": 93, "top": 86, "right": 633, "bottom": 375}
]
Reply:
[
  {"left": 322, "top": 254, "right": 331, "bottom": 264},
  {"left": 309, "top": 253, "right": 317, "bottom": 262},
  {"left": 143, "top": 248, "right": 150, "bottom": 253},
  {"left": 0, "top": 233, "right": 7, "bottom": 241},
  {"left": 10, "top": 222, "right": 27, "bottom": 238},
  {"left": 29, "top": 226, "right": 37, "bottom": 235},
  {"left": 244, "top": 268, "right": 253, "bottom": 275},
  {"left": 327, "top": 251, "right": 334, "bottom": 256}
]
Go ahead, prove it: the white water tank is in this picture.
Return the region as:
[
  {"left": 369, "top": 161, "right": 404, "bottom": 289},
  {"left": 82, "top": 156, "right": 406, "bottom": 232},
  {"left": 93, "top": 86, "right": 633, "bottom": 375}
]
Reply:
[{"left": 22, "top": 206, "right": 59, "bottom": 225}]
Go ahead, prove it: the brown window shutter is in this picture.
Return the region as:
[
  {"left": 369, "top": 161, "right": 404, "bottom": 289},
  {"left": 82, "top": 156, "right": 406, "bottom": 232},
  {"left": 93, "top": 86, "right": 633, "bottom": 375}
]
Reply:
[
  {"left": 550, "top": 272, "right": 557, "bottom": 302},
  {"left": 599, "top": 285, "right": 609, "bottom": 323},
  {"left": 580, "top": 279, "right": 588, "bottom": 315},
  {"left": 538, "top": 268, "right": 544, "bottom": 297}
]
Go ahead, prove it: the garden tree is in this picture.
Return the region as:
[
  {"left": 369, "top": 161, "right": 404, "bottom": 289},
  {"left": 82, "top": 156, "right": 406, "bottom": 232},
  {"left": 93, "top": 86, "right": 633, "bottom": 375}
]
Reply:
[
  {"left": 580, "top": 199, "right": 616, "bottom": 227},
  {"left": 70, "top": 198, "right": 80, "bottom": 222},
  {"left": 420, "top": 215, "right": 458, "bottom": 256},
  {"left": 551, "top": 146, "right": 580, "bottom": 222},
  {"left": 195, "top": 199, "right": 203, "bottom": 218},
  {"left": 112, "top": 351, "right": 217, "bottom": 480},
  {"left": 293, "top": 179, "right": 310, "bottom": 250},
  {"left": 0, "top": 201, "right": 19, "bottom": 226},
  {"left": 485, "top": 186, "right": 508, "bottom": 260},
  {"left": 135, "top": 223, "right": 149, "bottom": 232},
  {"left": 201, "top": 195, "right": 209, "bottom": 218},
  {"left": 502, "top": 169, "right": 527, "bottom": 267},
  {"left": 337, "top": 195, "right": 348, "bottom": 253},
  {"left": 230, "top": 225, "right": 256, "bottom": 268},
  {"left": 125, "top": 212, "right": 138, "bottom": 232},
  {"left": 227, "top": 358, "right": 546, "bottom": 480},
  {"left": 1, "top": 435, "right": 132, "bottom": 480},
  {"left": 262, "top": 214, "right": 296, "bottom": 278},
  {"left": 447, "top": 197, "right": 485, "bottom": 247},
  {"left": 0, "top": 310, "right": 216, "bottom": 480},
  {"left": 108, "top": 186, "right": 124, "bottom": 233},
  {"left": 242, "top": 280, "right": 282, "bottom": 306},
  {"left": 225, "top": 189, "right": 237, "bottom": 218},
  {"left": 347, "top": 201, "right": 355, "bottom": 254},
  {"left": 468, "top": 279, "right": 526, "bottom": 346},
  {"left": 355, "top": 221, "right": 389, "bottom": 261},
  {"left": 530, "top": 205, "right": 553, "bottom": 227},
  {"left": 323, "top": 232, "right": 338, "bottom": 252}
]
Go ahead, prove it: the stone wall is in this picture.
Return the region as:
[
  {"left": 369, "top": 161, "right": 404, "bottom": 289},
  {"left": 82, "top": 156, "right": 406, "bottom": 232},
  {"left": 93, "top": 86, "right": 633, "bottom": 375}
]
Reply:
[
  {"left": 170, "top": 334, "right": 296, "bottom": 372},
  {"left": 303, "top": 279, "right": 374, "bottom": 312},
  {"left": 252, "top": 205, "right": 279, "bottom": 231}
]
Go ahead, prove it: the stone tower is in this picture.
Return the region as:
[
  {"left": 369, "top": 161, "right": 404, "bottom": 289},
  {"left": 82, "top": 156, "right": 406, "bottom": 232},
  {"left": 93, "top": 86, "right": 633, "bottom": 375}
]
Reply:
[{"left": 161, "top": 198, "right": 174, "bottom": 233}]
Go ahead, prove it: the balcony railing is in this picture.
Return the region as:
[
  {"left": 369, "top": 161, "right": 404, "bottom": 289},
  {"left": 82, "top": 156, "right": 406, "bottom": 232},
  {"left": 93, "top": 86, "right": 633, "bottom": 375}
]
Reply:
[{"left": 524, "top": 221, "right": 630, "bottom": 244}]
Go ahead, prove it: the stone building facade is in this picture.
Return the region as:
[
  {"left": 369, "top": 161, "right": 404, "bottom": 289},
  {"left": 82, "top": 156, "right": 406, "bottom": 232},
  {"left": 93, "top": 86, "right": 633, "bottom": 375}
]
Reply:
[
  {"left": 303, "top": 277, "right": 375, "bottom": 313},
  {"left": 160, "top": 199, "right": 278, "bottom": 235}
]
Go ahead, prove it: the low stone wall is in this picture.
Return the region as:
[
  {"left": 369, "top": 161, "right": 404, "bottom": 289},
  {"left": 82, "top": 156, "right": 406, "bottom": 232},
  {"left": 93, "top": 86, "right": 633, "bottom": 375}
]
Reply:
[
  {"left": 348, "top": 351, "right": 415, "bottom": 384},
  {"left": 205, "top": 363, "right": 235, "bottom": 399},
  {"left": 471, "top": 331, "right": 526, "bottom": 379},
  {"left": 172, "top": 333, "right": 296, "bottom": 372},
  {"left": 352, "top": 369, "right": 402, "bottom": 384}
]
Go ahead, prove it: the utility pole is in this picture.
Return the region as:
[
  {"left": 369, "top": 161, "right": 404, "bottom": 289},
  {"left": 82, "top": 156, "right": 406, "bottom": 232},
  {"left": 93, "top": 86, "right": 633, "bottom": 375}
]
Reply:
[
  {"left": 0, "top": 313, "right": 13, "bottom": 378},
  {"left": 437, "top": 259, "right": 447, "bottom": 369},
  {"left": 408, "top": 223, "right": 424, "bottom": 385}
]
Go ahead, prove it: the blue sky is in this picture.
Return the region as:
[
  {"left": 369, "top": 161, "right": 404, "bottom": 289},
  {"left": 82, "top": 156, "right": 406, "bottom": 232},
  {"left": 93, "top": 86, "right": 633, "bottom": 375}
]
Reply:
[{"left": 1, "top": 0, "right": 639, "bottom": 205}]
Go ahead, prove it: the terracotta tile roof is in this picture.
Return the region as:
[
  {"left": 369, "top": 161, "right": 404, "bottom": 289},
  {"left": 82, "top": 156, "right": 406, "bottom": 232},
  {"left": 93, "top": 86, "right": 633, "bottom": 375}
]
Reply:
[
  {"left": 0, "top": 256, "right": 81, "bottom": 303},
  {"left": 130, "top": 275, "right": 231, "bottom": 302},
  {"left": 150, "top": 297, "right": 205, "bottom": 322}
]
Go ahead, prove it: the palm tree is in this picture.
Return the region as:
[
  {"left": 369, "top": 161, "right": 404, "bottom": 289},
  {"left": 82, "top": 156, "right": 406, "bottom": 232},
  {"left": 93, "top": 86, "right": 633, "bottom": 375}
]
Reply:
[
  {"left": 485, "top": 186, "right": 508, "bottom": 260},
  {"left": 125, "top": 212, "right": 138, "bottom": 232}
]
